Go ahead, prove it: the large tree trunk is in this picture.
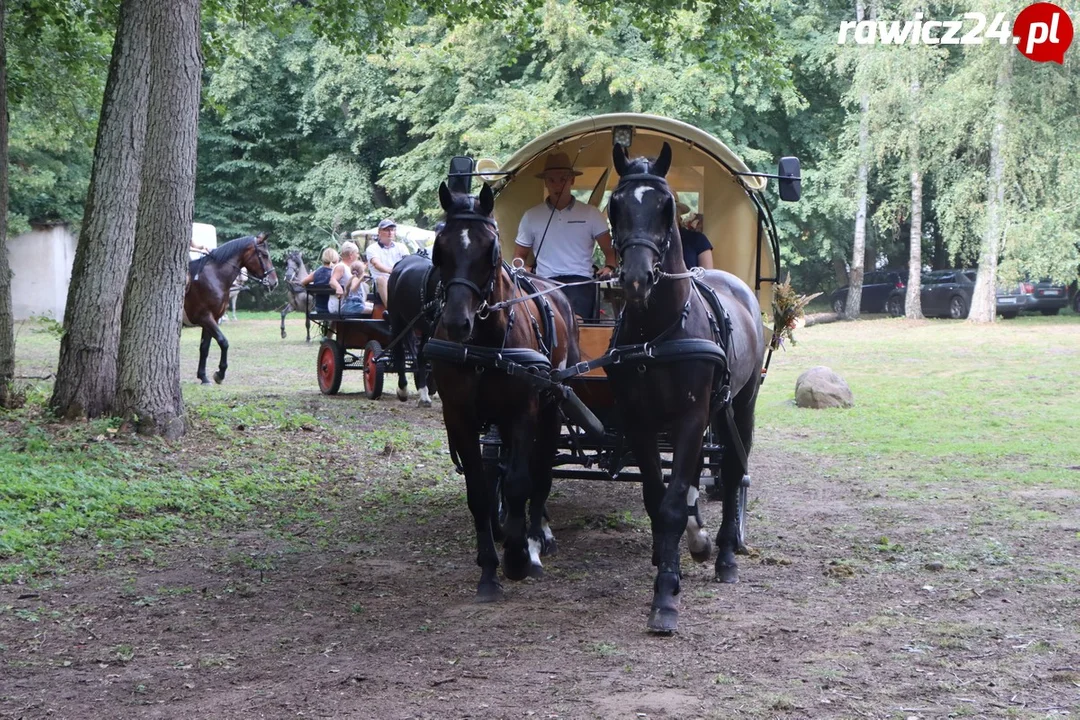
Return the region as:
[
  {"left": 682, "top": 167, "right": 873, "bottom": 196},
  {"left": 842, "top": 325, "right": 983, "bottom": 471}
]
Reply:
[
  {"left": 905, "top": 75, "right": 924, "bottom": 319},
  {"left": 0, "top": 0, "right": 14, "bottom": 407},
  {"left": 969, "top": 53, "right": 1011, "bottom": 323},
  {"left": 113, "top": 0, "right": 202, "bottom": 437},
  {"left": 49, "top": 0, "right": 151, "bottom": 419},
  {"left": 844, "top": 0, "right": 869, "bottom": 320}
]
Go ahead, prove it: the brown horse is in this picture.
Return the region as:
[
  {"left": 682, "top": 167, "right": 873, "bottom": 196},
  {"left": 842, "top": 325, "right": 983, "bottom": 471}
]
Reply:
[
  {"left": 607, "top": 142, "right": 765, "bottom": 633},
  {"left": 427, "top": 182, "right": 581, "bottom": 602},
  {"left": 184, "top": 232, "right": 278, "bottom": 384}
]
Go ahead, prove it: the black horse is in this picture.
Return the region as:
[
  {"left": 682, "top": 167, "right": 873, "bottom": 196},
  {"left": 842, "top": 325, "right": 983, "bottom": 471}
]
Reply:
[
  {"left": 184, "top": 233, "right": 278, "bottom": 384},
  {"left": 427, "top": 181, "right": 581, "bottom": 602},
  {"left": 386, "top": 253, "right": 439, "bottom": 406},
  {"left": 607, "top": 143, "right": 765, "bottom": 633}
]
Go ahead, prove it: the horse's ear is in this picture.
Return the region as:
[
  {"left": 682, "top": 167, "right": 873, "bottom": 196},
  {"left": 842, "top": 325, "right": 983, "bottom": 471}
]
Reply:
[
  {"left": 612, "top": 144, "right": 629, "bottom": 177},
  {"left": 652, "top": 142, "right": 672, "bottom": 178},
  {"left": 439, "top": 182, "right": 454, "bottom": 213},
  {"left": 478, "top": 182, "right": 495, "bottom": 217}
]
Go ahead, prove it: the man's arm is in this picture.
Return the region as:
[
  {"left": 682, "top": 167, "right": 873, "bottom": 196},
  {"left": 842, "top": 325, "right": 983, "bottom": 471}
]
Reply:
[
  {"left": 366, "top": 246, "right": 393, "bottom": 274},
  {"left": 596, "top": 231, "right": 616, "bottom": 279}
]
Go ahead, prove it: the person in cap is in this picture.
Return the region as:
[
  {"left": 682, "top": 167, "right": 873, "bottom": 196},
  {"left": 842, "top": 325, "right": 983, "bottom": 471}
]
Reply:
[
  {"left": 673, "top": 191, "right": 713, "bottom": 270},
  {"left": 513, "top": 151, "right": 616, "bottom": 319},
  {"left": 365, "top": 218, "right": 409, "bottom": 308}
]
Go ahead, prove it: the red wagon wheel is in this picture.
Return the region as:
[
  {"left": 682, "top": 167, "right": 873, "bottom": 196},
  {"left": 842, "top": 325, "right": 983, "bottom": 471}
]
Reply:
[
  {"left": 317, "top": 338, "right": 344, "bottom": 395},
  {"left": 363, "top": 339, "right": 384, "bottom": 400}
]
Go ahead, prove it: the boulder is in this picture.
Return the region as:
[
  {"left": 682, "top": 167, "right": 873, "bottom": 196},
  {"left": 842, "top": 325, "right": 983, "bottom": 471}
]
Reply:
[{"left": 795, "top": 366, "right": 854, "bottom": 409}]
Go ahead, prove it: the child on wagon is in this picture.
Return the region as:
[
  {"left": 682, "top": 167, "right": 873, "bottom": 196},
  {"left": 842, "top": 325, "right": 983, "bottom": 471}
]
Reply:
[{"left": 300, "top": 247, "right": 340, "bottom": 314}]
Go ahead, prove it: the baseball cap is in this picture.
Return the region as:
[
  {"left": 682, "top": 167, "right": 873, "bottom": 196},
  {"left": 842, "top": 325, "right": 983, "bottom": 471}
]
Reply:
[{"left": 378, "top": 218, "right": 397, "bottom": 230}]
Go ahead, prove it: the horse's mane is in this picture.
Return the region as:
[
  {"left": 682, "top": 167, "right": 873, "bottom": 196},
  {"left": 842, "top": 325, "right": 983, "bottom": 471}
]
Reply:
[{"left": 189, "top": 235, "right": 256, "bottom": 275}]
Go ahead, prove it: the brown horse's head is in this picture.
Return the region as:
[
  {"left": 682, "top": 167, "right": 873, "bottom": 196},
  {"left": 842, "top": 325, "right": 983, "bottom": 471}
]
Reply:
[
  {"left": 434, "top": 182, "right": 500, "bottom": 343},
  {"left": 243, "top": 232, "right": 279, "bottom": 290},
  {"left": 609, "top": 142, "right": 684, "bottom": 308}
]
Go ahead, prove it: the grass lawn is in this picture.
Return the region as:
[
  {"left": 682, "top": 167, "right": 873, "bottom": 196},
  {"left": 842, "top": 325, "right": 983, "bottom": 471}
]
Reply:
[{"left": 3, "top": 309, "right": 1078, "bottom": 580}]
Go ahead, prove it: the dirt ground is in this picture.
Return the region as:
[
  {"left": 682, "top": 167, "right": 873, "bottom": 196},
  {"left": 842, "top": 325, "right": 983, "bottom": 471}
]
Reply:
[{"left": 3, "top": 326, "right": 1079, "bottom": 719}]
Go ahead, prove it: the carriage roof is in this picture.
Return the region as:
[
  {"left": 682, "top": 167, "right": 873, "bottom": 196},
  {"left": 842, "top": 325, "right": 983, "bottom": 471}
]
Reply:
[{"left": 485, "top": 113, "right": 778, "bottom": 310}]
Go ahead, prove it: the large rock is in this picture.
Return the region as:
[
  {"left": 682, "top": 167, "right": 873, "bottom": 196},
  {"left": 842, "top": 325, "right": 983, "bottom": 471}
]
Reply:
[{"left": 795, "top": 366, "right": 854, "bottom": 409}]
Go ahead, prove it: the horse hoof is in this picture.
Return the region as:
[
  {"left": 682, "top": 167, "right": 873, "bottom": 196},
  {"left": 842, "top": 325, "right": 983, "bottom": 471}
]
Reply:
[
  {"left": 418, "top": 399, "right": 432, "bottom": 408},
  {"left": 213, "top": 372, "right": 224, "bottom": 385},
  {"left": 200, "top": 379, "right": 211, "bottom": 385},
  {"left": 281, "top": 331, "right": 287, "bottom": 339},
  {"left": 527, "top": 562, "right": 544, "bottom": 580},
  {"left": 689, "top": 535, "right": 714, "bottom": 564},
  {"left": 715, "top": 562, "right": 739, "bottom": 584},
  {"left": 647, "top": 606, "right": 679, "bottom": 634},
  {"left": 475, "top": 581, "right": 504, "bottom": 603},
  {"left": 396, "top": 388, "right": 409, "bottom": 401},
  {"left": 542, "top": 536, "right": 557, "bottom": 557},
  {"left": 502, "top": 549, "right": 530, "bottom": 582}
]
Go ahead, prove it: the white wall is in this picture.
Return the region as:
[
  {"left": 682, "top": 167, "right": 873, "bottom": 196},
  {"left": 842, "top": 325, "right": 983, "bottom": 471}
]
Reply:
[{"left": 10, "top": 225, "right": 77, "bottom": 322}]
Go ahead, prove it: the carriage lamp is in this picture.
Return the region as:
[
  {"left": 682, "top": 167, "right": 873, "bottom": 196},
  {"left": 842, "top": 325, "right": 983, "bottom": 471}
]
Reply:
[{"left": 612, "top": 125, "right": 634, "bottom": 149}]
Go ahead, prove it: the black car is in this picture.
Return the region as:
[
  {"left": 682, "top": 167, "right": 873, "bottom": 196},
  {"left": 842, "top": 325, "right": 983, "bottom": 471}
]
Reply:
[
  {"left": 995, "top": 279, "right": 1069, "bottom": 318},
  {"left": 889, "top": 269, "right": 1034, "bottom": 319},
  {"left": 831, "top": 270, "right": 906, "bottom": 314}
]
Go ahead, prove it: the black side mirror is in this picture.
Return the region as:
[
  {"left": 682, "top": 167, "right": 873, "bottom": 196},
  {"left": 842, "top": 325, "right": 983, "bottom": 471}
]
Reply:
[
  {"left": 778, "top": 156, "right": 801, "bottom": 202},
  {"left": 448, "top": 156, "right": 475, "bottom": 195}
]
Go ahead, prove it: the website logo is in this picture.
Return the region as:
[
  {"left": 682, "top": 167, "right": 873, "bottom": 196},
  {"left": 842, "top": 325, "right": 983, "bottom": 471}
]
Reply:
[{"left": 837, "top": 2, "right": 1074, "bottom": 63}]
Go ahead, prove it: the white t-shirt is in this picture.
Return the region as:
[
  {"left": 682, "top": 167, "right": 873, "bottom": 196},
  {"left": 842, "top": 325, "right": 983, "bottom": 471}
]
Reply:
[
  {"left": 365, "top": 241, "right": 410, "bottom": 280},
  {"left": 515, "top": 197, "right": 609, "bottom": 278}
]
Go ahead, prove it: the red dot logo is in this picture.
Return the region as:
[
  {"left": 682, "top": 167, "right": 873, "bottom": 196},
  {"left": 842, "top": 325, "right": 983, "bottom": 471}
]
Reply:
[{"left": 1013, "top": 2, "right": 1074, "bottom": 63}]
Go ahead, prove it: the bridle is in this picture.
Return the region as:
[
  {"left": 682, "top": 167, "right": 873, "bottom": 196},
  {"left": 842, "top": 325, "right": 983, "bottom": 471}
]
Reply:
[
  {"left": 434, "top": 211, "right": 502, "bottom": 319},
  {"left": 247, "top": 237, "right": 276, "bottom": 287},
  {"left": 611, "top": 173, "right": 699, "bottom": 284}
]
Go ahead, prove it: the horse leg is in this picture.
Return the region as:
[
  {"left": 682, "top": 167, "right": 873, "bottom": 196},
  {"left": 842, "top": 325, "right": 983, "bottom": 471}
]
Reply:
[
  {"left": 715, "top": 389, "right": 757, "bottom": 583},
  {"left": 523, "top": 400, "right": 560, "bottom": 576},
  {"left": 500, "top": 407, "right": 538, "bottom": 582},
  {"left": 396, "top": 330, "right": 411, "bottom": 401},
  {"left": 649, "top": 411, "right": 709, "bottom": 634},
  {"left": 207, "top": 320, "right": 229, "bottom": 384},
  {"left": 197, "top": 326, "right": 213, "bottom": 384},
  {"left": 230, "top": 293, "right": 239, "bottom": 322},
  {"left": 280, "top": 303, "right": 290, "bottom": 339},
  {"left": 447, "top": 416, "right": 501, "bottom": 602}
]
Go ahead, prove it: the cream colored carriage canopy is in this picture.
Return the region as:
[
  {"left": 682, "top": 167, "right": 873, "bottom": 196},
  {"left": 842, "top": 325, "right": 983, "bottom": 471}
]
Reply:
[{"left": 486, "top": 114, "right": 778, "bottom": 310}]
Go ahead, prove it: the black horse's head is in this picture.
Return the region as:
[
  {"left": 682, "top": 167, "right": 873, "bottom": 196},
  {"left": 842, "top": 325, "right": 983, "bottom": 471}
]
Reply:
[
  {"left": 434, "top": 181, "right": 500, "bottom": 343},
  {"left": 609, "top": 142, "right": 680, "bottom": 307},
  {"left": 243, "top": 232, "right": 279, "bottom": 290}
]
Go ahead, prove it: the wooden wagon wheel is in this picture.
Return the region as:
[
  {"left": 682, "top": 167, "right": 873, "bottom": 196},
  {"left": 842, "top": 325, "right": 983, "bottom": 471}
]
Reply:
[
  {"left": 363, "top": 339, "right": 385, "bottom": 400},
  {"left": 317, "top": 338, "right": 344, "bottom": 395}
]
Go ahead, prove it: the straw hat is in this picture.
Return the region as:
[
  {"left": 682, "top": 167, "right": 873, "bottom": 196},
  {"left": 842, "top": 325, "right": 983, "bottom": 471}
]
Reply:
[
  {"left": 672, "top": 191, "right": 691, "bottom": 217},
  {"left": 534, "top": 152, "right": 582, "bottom": 178}
]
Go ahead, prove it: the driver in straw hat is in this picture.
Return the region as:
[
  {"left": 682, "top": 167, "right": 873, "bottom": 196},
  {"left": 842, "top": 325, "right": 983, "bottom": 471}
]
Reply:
[{"left": 513, "top": 151, "right": 616, "bottom": 319}]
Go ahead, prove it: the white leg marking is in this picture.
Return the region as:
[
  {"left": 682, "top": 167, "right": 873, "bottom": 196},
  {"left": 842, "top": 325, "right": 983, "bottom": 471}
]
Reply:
[
  {"left": 460, "top": 229, "right": 471, "bottom": 250},
  {"left": 542, "top": 519, "right": 554, "bottom": 542},
  {"left": 633, "top": 186, "right": 654, "bottom": 203},
  {"left": 686, "top": 486, "right": 699, "bottom": 506},
  {"left": 528, "top": 538, "right": 543, "bottom": 566},
  {"left": 397, "top": 386, "right": 409, "bottom": 400},
  {"left": 419, "top": 387, "right": 430, "bottom": 404}
]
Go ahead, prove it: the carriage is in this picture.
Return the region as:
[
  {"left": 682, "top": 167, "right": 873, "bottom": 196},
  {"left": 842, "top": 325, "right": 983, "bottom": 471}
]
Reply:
[{"left": 464, "top": 114, "right": 797, "bottom": 499}]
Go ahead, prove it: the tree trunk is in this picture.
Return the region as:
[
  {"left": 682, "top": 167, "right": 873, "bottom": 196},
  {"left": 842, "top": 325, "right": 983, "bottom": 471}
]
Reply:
[
  {"left": 969, "top": 53, "right": 1011, "bottom": 324},
  {"left": 906, "top": 75, "right": 924, "bottom": 319},
  {"left": 0, "top": 0, "right": 14, "bottom": 407},
  {"left": 845, "top": 0, "right": 869, "bottom": 320},
  {"left": 49, "top": 0, "right": 151, "bottom": 419},
  {"left": 113, "top": 0, "right": 202, "bottom": 437}
]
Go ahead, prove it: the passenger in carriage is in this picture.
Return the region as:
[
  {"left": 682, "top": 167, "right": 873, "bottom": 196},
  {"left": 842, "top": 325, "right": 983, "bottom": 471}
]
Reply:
[
  {"left": 340, "top": 259, "right": 374, "bottom": 315},
  {"left": 512, "top": 152, "right": 617, "bottom": 319},
  {"left": 327, "top": 241, "right": 361, "bottom": 313},
  {"left": 673, "top": 192, "right": 714, "bottom": 270},
  {"left": 365, "top": 219, "right": 410, "bottom": 309},
  {"left": 299, "top": 246, "right": 339, "bottom": 314}
]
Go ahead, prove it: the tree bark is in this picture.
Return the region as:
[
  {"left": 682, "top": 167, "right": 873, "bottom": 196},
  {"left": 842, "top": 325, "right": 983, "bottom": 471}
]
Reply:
[
  {"left": 845, "top": 0, "right": 869, "bottom": 320},
  {"left": 0, "top": 0, "right": 14, "bottom": 407},
  {"left": 49, "top": 0, "right": 151, "bottom": 419},
  {"left": 906, "top": 75, "right": 924, "bottom": 319},
  {"left": 113, "top": 0, "right": 202, "bottom": 437},
  {"left": 969, "top": 53, "right": 1011, "bottom": 324}
]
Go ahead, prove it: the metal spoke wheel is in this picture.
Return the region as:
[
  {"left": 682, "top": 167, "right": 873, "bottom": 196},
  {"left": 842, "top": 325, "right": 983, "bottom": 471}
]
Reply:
[
  {"left": 363, "top": 340, "right": 385, "bottom": 399},
  {"left": 736, "top": 475, "right": 750, "bottom": 553},
  {"left": 317, "top": 338, "right": 344, "bottom": 395}
]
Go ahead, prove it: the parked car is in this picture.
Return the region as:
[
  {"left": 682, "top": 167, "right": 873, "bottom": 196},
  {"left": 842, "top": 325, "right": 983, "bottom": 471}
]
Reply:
[
  {"left": 831, "top": 270, "right": 906, "bottom": 314},
  {"left": 887, "top": 269, "right": 1026, "bottom": 319},
  {"left": 995, "top": 279, "right": 1069, "bottom": 318}
]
